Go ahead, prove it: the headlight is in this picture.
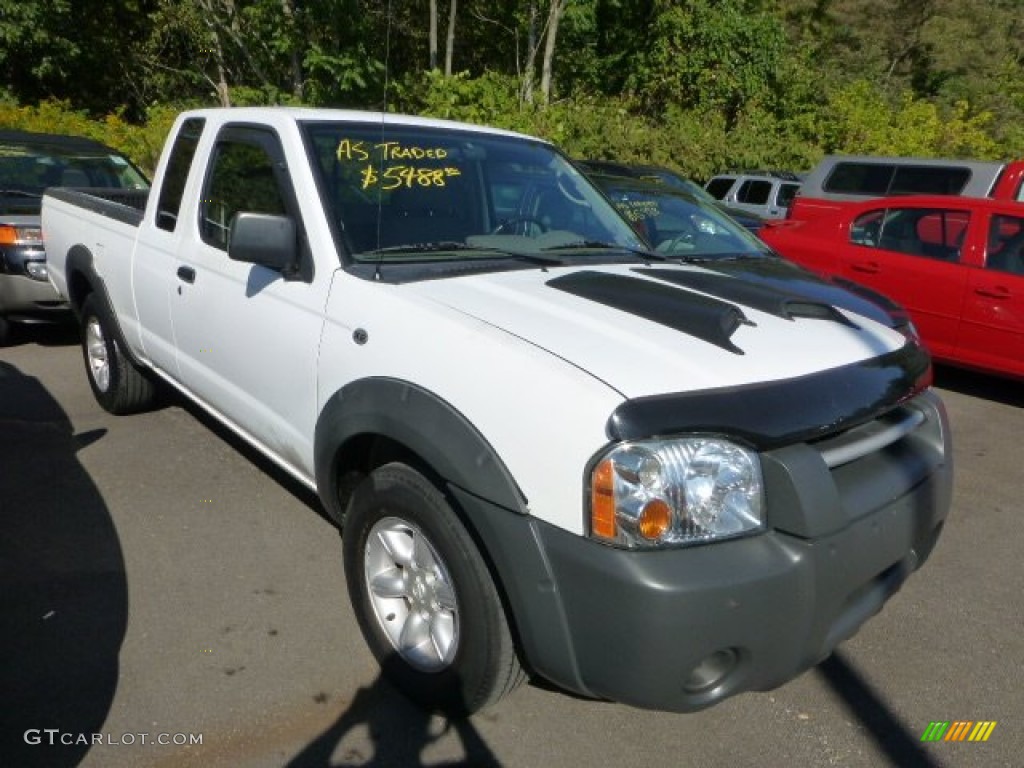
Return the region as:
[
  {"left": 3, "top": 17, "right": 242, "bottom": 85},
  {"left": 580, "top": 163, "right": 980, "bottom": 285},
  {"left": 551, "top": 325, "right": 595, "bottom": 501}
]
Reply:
[{"left": 588, "top": 437, "right": 764, "bottom": 549}]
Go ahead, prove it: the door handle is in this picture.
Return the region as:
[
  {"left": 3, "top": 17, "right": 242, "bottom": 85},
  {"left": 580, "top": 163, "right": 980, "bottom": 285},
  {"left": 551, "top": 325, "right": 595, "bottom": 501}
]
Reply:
[
  {"left": 850, "top": 261, "right": 881, "bottom": 274},
  {"left": 177, "top": 265, "right": 196, "bottom": 284},
  {"left": 975, "top": 286, "right": 1010, "bottom": 300}
]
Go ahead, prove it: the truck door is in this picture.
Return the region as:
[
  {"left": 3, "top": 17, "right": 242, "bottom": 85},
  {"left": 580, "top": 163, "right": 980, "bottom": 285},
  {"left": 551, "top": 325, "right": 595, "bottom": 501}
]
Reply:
[
  {"left": 959, "top": 211, "right": 1024, "bottom": 378},
  {"left": 169, "top": 125, "right": 329, "bottom": 478}
]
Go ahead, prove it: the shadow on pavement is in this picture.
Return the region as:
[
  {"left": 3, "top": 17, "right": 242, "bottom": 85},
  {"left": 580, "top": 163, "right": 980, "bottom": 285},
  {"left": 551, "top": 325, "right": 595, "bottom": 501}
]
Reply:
[
  {"left": 817, "top": 651, "right": 944, "bottom": 768},
  {"left": 2, "top": 319, "right": 79, "bottom": 349},
  {"left": 933, "top": 364, "right": 1024, "bottom": 408},
  {"left": 285, "top": 672, "right": 500, "bottom": 767},
  {"left": 0, "top": 360, "right": 127, "bottom": 767}
]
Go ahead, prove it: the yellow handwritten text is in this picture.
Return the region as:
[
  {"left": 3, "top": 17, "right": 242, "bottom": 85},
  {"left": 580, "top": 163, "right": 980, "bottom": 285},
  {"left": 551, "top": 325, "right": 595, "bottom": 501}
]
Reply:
[
  {"left": 337, "top": 139, "right": 449, "bottom": 164},
  {"left": 615, "top": 200, "right": 661, "bottom": 222},
  {"left": 360, "top": 165, "right": 461, "bottom": 191}
]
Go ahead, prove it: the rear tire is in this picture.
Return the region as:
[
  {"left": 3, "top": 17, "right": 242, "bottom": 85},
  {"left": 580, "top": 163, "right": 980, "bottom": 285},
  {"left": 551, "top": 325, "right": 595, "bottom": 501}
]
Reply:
[
  {"left": 80, "top": 293, "right": 156, "bottom": 414},
  {"left": 343, "top": 462, "right": 524, "bottom": 715}
]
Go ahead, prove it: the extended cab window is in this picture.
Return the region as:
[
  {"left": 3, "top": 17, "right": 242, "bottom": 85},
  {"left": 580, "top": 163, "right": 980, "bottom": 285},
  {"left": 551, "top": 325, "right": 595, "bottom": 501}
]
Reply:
[
  {"left": 856, "top": 208, "right": 969, "bottom": 261},
  {"left": 157, "top": 118, "right": 204, "bottom": 232},
  {"left": 200, "top": 131, "right": 287, "bottom": 250}
]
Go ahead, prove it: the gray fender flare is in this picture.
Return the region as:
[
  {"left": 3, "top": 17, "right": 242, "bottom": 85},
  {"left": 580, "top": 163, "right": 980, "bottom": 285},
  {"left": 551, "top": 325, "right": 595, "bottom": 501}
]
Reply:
[
  {"left": 313, "top": 377, "right": 528, "bottom": 521},
  {"left": 65, "top": 245, "right": 144, "bottom": 369}
]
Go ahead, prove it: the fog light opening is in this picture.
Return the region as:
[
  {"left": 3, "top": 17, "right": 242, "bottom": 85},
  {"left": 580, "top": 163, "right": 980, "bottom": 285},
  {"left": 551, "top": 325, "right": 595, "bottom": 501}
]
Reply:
[{"left": 683, "top": 648, "right": 739, "bottom": 694}]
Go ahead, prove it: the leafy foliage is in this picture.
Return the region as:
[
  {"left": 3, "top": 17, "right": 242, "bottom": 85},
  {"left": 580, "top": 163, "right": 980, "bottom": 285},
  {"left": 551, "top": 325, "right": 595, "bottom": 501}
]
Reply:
[{"left": 1, "top": 0, "right": 1023, "bottom": 179}]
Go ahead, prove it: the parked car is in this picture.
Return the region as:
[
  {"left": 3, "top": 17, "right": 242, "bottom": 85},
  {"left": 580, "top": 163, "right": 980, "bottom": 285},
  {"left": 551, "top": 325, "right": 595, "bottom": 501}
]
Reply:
[
  {"left": 788, "top": 154, "right": 1024, "bottom": 222},
  {"left": 0, "top": 129, "right": 149, "bottom": 344},
  {"left": 590, "top": 172, "right": 917, "bottom": 337},
  {"left": 761, "top": 193, "right": 1024, "bottom": 379},
  {"left": 577, "top": 160, "right": 765, "bottom": 233},
  {"left": 705, "top": 171, "right": 801, "bottom": 220}
]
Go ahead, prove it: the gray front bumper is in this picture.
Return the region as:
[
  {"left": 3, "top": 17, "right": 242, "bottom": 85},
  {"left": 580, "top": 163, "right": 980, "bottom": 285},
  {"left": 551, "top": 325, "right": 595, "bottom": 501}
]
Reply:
[{"left": 457, "top": 390, "right": 952, "bottom": 712}]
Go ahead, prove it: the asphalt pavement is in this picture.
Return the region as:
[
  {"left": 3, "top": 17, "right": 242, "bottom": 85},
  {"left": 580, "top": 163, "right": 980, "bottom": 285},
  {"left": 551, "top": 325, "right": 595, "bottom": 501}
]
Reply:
[{"left": 1, "top": 326, "right": 1021, "bottom": 768}]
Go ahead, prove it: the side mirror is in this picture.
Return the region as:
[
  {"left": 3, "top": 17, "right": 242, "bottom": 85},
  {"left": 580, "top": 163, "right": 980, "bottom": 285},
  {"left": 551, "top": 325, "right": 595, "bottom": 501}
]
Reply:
[{"left": 227, "top": 212, "right": 297, "bottom": 273}]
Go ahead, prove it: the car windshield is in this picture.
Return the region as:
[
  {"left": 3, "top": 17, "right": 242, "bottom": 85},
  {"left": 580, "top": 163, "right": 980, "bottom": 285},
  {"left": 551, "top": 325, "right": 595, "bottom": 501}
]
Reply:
[
  {"left": 302, "top": 121, "right": 645, "bottom": 263},
  {"left": 636, "top": 169, "right": 719, "bottom": 205},
  {"left": 0, "top": 137, "right": 149, "bottom": 214},
  {"left": 594, "top": 179, "right": 773, "bottom": 260}
]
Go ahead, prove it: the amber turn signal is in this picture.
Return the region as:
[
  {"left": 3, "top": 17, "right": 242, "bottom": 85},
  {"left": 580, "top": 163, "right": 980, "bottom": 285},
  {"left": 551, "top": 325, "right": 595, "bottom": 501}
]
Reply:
[
  {"left": 638, "top": 499, "right": 672, "bottom": 540},
  {"left": 590, "top": 458, "right": 616, "bottom": 539}
]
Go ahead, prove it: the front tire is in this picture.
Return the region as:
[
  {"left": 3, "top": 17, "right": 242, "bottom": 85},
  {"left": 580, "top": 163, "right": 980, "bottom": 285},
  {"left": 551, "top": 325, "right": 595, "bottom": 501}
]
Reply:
[
  {"left": 343, "top": 462, "right": 523, "bottom": 715},
  {"left": 80, "top": 293, "right": 156, "bottom": 414}
]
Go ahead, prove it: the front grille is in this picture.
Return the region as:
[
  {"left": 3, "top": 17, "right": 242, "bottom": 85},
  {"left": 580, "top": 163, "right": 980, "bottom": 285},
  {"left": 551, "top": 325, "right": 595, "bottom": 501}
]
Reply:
[
  {"left": 762, "top": 392, "right": 948, "bottom": 539},
  {"left": 815, "top": 404, "right": 926, "bottom": 469}
]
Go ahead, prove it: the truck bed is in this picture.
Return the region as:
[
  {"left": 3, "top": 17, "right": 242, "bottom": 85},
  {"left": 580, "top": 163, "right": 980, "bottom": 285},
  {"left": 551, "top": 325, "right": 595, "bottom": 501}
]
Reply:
[{"left": 43, "top": 186, "right": 149, "bottom": 227}]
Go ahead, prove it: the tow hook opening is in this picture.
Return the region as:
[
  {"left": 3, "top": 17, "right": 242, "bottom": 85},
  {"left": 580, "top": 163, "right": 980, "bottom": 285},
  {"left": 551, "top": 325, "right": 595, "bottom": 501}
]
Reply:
[{"left": 683, "top": 647, "right": 741, "bottom": 694}]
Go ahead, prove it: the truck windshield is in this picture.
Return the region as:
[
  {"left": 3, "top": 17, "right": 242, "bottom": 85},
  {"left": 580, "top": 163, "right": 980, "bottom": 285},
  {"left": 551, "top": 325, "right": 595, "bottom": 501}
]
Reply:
[{"left": 301, "top": 121, "right": 645, "bottom": 263}]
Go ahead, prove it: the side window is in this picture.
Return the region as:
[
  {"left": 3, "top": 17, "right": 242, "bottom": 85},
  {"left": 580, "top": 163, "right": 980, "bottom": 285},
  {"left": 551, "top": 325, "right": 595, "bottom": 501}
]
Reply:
[
  {"left": 877, "top": 209, "right": 922, "bottom": 256},
  {"left": 876, "top": 208, "right": 968, "bottom": 261},
  {"left": 776, "top": 183, "right": 800, "bottom": 208},
  {"left": 199, "top": 134, "right": 287, "bottom": 251},
  {"left": 156, "top": 118, "right": 205, "bottom": 232},
  {"left": 889, "top": 166, "right": 970, "bottom": 195},
  {"left": 985, "top": 214, "right": 1024, "bottom": 275},
  {"left": 737, "top": 180, "right": 771, "bottom": 205},
  {"left": 824, "top": 163, "right": 893, "bottom": 195},
  {"left": 705, "top": 178, "right": 734, "bottom": 200},
  {"left": 850, "top": 209, "right": 886, "bottom": 247}
]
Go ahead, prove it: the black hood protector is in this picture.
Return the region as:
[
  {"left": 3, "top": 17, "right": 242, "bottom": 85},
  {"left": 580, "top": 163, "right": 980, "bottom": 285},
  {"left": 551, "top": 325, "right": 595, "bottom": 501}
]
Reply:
[
  {"left": 547, "top": 270, "right": 753, "bottom": 354},
  {"left": 607, "top": 342, "right": 932, "bottom": 449},
  {"left": 636, "top": 266, "right": 861, "bottom": 328}
]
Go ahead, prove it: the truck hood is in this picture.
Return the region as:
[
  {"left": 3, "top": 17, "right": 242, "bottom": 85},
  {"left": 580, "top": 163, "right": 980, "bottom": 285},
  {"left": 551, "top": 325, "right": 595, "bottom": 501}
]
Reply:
[{"left": 404, "top": 262, "right": 909, "bottom": 399}]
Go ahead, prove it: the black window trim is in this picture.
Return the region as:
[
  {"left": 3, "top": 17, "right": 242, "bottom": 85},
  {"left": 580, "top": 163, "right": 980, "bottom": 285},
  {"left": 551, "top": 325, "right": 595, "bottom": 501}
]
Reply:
[{"left": 197, "top": 122, "right": 314, "bottom": 282}]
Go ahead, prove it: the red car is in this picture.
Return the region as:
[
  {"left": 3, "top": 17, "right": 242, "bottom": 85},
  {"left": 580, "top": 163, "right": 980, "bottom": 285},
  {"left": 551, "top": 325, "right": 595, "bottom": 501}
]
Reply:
[{"left": 761, "top": 194, "right": 1024, "bottom": 379}]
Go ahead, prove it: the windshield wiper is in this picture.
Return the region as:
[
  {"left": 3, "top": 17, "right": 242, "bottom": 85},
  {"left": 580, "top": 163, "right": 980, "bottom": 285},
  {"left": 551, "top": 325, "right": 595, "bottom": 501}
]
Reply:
[
  {"left": 675, "top": 252, "right": 769, "bottom": 263},
  {"left": 0, "top": 189, "right": 42, "bottom": 198},
  {"left": 360, "top": 241, "right": 564, "bottom": 265},
  {"left": 541, "top": 240, "right": 676, "bottom": 263}
]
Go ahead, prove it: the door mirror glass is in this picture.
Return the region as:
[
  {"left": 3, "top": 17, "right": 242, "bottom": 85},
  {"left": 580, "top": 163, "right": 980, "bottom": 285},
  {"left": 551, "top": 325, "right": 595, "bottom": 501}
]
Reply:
[{"left": 228, "top": 212, "right": 296, "bottom": 272}]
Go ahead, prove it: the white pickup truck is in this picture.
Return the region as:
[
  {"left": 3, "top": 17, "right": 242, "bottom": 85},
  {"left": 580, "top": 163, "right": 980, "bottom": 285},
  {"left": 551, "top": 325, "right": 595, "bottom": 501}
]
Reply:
[{"left": 43, "top": 107, "right": 952, "bottom": 715}]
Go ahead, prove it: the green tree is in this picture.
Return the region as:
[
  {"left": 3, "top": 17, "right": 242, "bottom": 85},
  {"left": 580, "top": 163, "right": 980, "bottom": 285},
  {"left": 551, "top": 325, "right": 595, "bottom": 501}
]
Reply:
[
  {"left": 627, "top": 0, "right": 786, "bottom": 129},
  {"left": 0, "top": 0, "right": 155, "bottom": 118}
]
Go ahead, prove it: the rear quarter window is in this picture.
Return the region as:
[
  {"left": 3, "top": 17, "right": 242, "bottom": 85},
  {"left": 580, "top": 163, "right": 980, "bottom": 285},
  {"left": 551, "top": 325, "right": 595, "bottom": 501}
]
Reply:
[
  {"left": 156, "top": 117, "right": 205, "bottom": 232},
  {"left": 705, "top": 177, "right": 735, "bottom": 199},
  {"left": 776, "top": 183, "right": 800, "bottom": 207}
]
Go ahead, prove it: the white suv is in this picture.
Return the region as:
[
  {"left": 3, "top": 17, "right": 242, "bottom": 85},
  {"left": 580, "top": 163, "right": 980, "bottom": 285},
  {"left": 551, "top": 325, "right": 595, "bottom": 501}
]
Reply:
[{"left": 705, "top": 172, "right": 801, "bottom": 219}]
